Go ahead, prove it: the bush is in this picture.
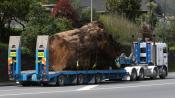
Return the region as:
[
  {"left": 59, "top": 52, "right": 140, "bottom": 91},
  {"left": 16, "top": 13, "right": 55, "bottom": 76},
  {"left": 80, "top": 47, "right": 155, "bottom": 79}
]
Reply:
[
  {"left": 22, "top": 16, "right": 72, "bottom": 55},
  {"left": 99, "top": 14, "right": 139, "bottom": 45},
  {"left": 21, "top": 2, "right": 73, "bottom": 55},
  {"left": 51, "top": 0, "right": 77, "bottom": 23}
]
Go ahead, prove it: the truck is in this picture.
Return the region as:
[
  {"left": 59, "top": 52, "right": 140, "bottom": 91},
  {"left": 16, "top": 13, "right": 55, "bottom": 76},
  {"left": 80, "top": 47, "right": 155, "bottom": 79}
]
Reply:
[
  {"left": 8, "top": 35, "right": 168, "bottom": 86},
  {"left": 119, "top": 41, "right": 168, "bottom": 81}
]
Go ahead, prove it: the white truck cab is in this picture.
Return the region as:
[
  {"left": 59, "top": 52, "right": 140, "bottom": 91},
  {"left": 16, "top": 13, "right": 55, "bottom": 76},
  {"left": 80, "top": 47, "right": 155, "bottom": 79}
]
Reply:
[{"left": 123, "top": 41, "right": 168, "bottom": 81}]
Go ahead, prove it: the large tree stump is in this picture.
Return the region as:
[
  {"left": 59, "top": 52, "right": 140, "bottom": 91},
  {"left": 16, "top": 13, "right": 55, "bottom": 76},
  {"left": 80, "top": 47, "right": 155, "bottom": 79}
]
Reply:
[{"left": 49, "top": 21, "right": 120, "bottom": 71}]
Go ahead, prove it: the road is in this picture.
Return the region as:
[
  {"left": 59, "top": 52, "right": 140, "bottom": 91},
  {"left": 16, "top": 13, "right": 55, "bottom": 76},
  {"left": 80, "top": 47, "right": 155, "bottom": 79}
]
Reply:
[{"left": 0, "top": 73, "right": 175, "bottom": 98}]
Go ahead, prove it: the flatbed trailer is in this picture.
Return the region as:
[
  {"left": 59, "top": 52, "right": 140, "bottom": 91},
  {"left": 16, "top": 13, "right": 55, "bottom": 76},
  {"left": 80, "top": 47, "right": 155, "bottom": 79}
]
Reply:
[{"left": 8, "top": 36, "right": 129, "bottom": 86}]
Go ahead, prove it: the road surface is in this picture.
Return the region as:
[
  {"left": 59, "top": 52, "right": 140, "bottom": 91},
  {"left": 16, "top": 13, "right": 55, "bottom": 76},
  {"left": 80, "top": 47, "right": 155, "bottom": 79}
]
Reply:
[{"left": 0, "top": 72, "right": 175, "bottom": 98}]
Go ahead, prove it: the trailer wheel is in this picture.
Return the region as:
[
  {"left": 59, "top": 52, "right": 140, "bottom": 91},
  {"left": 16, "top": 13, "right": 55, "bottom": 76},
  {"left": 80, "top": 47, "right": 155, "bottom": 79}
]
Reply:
[
  {"left": 95, "top": 74, "right": 101, "bottom": 84},
  {"left": 20, "top": 81, "right": 30, "bottom": 87},
  {"left": 137, "top": 69, "right": 144, "bottom": 80},
  {"left": 57, "top": 75, "right": 64, "bottom": 86},
  {"left": 130, "top": 69, "right": 137, "bottom": 81},
  {"left": 159, "top": 67, "right": 167, "bottom": 79},
  {"left": 150, "top": 68, "right": 158, "bottom": 79},
  {"left": 77, "top": 74, "right": 84, "bottom": 85}
]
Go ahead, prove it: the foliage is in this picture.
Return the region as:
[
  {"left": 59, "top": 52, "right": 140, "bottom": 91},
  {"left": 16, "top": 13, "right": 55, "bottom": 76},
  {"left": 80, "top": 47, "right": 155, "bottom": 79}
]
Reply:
[
  {"left": 136, "top": 0, "right": 161, "bottom": 29},
  {"left": 79, "top": 7, "right": 99, "bottom": 26},
  {"left": 106, "top": 0, "right": 141, "bottom": 20},
  {"left": 0, "top": 43, "right": 8, "bottom": 49},
  {"left": 155, "top": 19, "right": 175, "bottom": 42},
  {"left": 71, "top": 0, "right": 99, "bottom": 27},
  {"left": 99, "top": 14, "right": 139, "bottom": 45},
  {"left": 22, "top": 2, "right": 73, "bottom": 54},
  {"left": 155, "top": 20, "right": 170, "bottom": 42},
  {"left": 168, "top": 20, "right": 175, "bottom": 43},
  {"left": 0, "top": 0, "right": 32, "bottom": 43},
  {"left": 51, "top": 0, "right": 77, "bottom": 23},
  {"left": 146, "top": 0, "right": 158, "bottom": 27},
  {"left": 0, "top": 0, "right": 31, "bottom": 29}
]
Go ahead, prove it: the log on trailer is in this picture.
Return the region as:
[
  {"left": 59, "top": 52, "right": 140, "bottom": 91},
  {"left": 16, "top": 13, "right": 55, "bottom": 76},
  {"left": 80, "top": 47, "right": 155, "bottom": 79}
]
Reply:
[{"left": 49, "top": 21, "right": 120, "bottom": 71}]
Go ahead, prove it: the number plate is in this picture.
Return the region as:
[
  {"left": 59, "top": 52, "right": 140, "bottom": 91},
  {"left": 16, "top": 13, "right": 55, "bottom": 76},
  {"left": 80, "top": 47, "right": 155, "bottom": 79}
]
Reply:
[
  {"left": 38, "top": 52, "right": 44, "bottom": 57},
  {"left": 10, "top": 52, "right": 16, "bottom": 57}
]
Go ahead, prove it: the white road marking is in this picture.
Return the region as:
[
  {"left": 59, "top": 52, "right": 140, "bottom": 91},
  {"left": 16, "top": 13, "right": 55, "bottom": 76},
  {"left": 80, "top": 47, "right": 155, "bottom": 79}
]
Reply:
[
  {"left": 77, "top": 85, "right": 98, "bottom": 91},
  {"left": 0, "top": 82, "right": 175, "bottom": 97},
  {"left": 94, "top": 82, "right": 175, "bottom": 90}
]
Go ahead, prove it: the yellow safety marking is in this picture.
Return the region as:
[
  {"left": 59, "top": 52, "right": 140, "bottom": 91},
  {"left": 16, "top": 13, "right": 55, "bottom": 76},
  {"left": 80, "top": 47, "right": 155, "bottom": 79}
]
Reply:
[
  {"left": 10, "top": 52, "right": 16, "bottom": 57},
  {"left": 38, "top": 52, "right": 44, "bottom": 57}
]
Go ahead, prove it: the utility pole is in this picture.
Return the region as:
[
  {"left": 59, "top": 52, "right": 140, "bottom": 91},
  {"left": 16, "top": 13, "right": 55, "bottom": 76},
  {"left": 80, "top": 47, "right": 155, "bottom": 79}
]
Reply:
[
  {"left": 91, "top": 0, "right": 93, "bottom": 22},
  {"left": 164, "top": 0, "right": 167, "bottom": 22}
]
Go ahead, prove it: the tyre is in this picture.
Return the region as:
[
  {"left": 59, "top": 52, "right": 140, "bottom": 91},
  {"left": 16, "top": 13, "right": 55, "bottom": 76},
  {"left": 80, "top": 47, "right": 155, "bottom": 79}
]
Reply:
[
  {"left": 20, "top": 81, "right": 30, "bottom": 86},
  {"left": 57, "top": 75, "right": 65, "bottom": 86},
  {"left": 95, "top": 74, "right": 101, "bottom": 84},
  {"left": 77, "top": 74, "right": 84, "bottom": 85},
  {"left": 159, "top": 67, "right": 167, "bottom": 79},
  {"left": 137, "top": 69, "right": 144, "bottom": 81},
  {"left": 130, "top": 69, "right": 137, "bottom": 81},
  {"left": 150, "top": 68, "right": 158, "bottom": 79},
  {"left": 42, "top": 82, "right": 49, "bottom": 86}
]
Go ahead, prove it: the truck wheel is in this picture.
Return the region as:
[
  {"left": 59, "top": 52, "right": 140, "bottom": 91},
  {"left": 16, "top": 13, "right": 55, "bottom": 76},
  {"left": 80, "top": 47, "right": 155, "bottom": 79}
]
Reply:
[
  {"left": 150, "top": 68, "right": 158, "bottom": 79},
  {"left": 95, "top": 74, "right": 101, "bottom": 84},
  {"left": 137, "top": 69, "right": 144, "bottom": 81},
  {"left": 42, "top": 82, "right": 49, "bottom": 86},
  {"left": 57, "top": 75, "right": 64, "bottom": 86},
  {"left": 77, "top": 74, "right": 84, "bottom": 85},
  {"left": 159, "top": 67, "right": 167, "bottom": 79},
  {"left": 130, "top": 69, "right": 137, "bottom": 81}
]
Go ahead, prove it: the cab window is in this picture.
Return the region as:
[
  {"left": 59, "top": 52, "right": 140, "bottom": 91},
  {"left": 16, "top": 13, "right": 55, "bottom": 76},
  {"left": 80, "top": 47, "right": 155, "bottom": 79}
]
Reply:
[{"left": 163, "top": 48, "right": 167, "bottom": 53}]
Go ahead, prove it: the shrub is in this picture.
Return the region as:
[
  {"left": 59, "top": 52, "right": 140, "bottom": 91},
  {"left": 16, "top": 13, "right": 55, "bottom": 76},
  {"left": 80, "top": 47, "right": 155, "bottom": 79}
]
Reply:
[
  {"left": 51, "top": 0, "right": 77, "bottom": 23},
  {"left": 99, "top": 14, "right": 139, "bottom": 45}
]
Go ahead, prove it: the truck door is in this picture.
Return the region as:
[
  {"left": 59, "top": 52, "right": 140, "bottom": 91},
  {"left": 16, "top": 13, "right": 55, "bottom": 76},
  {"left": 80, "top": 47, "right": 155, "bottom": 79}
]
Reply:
[
  {"left": 157, "top": 46, "right": 164, "bottom": 66},
  {"left": 163, "top": 47, "right": 168, "bottom": 67}
]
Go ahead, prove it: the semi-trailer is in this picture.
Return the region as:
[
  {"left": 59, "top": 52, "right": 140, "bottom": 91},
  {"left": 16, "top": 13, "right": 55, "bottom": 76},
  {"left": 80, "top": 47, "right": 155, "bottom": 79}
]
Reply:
[
  {"left": 8, "top": 35, "right": 168, "bottom": 86},
  {"left": 8, "top": 36, "right": 128, "bottom": 86}
]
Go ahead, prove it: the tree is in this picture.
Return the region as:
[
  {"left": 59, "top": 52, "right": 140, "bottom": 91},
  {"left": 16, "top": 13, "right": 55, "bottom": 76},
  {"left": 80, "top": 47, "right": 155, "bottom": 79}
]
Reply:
[
  {"left": 51, "top": 0, "right": 77, "bottom": 23},
  {"left": 0, "top": 0, "right": 32, "bottom": 42},
  {"left": 106, "top": 0, "right": 141, "bottom": 20},
  {"left": 0, "top": 0, "right": 31, "bottom": 29},
  {"left": 155, "top": 20, "right": 171, "bottom": 42},
  {"left": 146, "top": 0, "right": 158, "bottom": 28},
  {"left": 70, "top": 0, "right": 99, "bottom": 27},
  {"left": 22, "top": 3, "right": 73, "bottom": 54}
]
